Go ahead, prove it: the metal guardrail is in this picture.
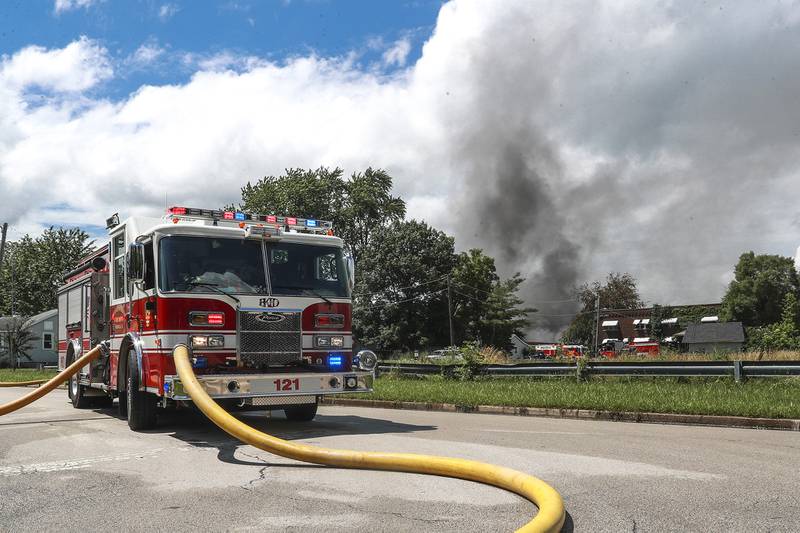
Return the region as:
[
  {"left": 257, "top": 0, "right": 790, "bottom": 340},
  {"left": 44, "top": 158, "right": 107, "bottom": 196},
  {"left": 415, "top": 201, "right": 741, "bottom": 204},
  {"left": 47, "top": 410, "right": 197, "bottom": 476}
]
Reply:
[{"left": 376, "top": 360, "right": 800, "bottom": 380}]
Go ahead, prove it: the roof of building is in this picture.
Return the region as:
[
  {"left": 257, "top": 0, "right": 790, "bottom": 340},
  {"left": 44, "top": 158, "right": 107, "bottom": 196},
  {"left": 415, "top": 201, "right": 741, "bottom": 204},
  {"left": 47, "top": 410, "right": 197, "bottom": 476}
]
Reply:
[
  {"left": 0, "top": 316, "right": 23, "bottom": 330},
  {"left": 683, "top": 322, "right": 745, "bottom": 344},
  {"left": 22, "top": 309, "right": 58, "bottom": 328}
]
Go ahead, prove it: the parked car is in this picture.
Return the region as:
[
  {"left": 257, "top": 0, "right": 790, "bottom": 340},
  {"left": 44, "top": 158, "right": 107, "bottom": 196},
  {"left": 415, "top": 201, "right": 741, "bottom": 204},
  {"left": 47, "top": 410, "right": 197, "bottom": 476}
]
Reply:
[{"left": 426, "top": 348, "right": 463, "bottom": 360}]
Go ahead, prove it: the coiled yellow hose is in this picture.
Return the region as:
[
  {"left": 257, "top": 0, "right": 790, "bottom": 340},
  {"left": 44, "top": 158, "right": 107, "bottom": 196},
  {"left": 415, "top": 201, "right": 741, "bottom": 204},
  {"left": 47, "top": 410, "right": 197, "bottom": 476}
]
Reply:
[
  {"left": 0, "top": 345, "right": 102, "bottom": 416},
  {"left": 173, "top": 344, "right": 565, "bottom": 532}
]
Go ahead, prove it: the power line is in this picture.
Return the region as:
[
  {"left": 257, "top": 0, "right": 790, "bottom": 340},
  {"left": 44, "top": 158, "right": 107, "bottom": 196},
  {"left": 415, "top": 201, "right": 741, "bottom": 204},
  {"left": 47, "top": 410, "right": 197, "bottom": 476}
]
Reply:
[
  {"left": 353, "top": 275, "right": 448, "bottom": 298},
  {"left": 359, "top": 288, "right": 448, "bottom": 310}
]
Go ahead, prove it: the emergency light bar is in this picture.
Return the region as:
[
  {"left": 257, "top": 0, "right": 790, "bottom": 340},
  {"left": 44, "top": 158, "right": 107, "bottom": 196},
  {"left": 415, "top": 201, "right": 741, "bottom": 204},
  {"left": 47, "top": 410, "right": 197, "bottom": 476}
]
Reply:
[{"left": 166, "top": 206, "right": 334, "bottom": 234}]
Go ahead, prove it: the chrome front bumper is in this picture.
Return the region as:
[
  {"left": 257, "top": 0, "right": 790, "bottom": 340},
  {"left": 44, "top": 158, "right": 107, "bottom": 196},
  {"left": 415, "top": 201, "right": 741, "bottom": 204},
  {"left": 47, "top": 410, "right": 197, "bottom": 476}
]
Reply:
[{"left": 163, "top": 371, "right": 373, "bottom": 401}]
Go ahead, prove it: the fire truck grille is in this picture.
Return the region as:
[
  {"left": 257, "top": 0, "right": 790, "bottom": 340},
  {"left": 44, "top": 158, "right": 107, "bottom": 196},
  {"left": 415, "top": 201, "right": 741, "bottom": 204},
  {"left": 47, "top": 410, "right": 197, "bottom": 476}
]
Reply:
[{"left": 238, "top": 311, "right": 302, "bottom": 367}]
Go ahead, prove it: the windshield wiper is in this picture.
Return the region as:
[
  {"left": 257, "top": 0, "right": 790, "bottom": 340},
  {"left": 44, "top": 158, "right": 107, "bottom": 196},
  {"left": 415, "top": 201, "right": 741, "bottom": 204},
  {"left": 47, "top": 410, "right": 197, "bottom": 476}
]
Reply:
[
  {"left": 182, "top": 281, "right": 241, "bottom": 306},
  {"left": 275, "top": 285, "right": 332, "bottom": 304},
  {"left": 304, "top": 289, "right": 332, "bottom": 304}
]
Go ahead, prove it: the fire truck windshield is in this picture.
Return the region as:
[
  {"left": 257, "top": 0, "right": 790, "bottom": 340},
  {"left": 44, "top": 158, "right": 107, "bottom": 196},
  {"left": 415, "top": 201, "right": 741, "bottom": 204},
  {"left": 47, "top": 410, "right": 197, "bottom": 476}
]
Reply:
[
  {"left": 158, "top": 236, "right": 350, "bottom": 298},
  {"left": 266, "top": 242, "right": 350, "bottom": 298}
]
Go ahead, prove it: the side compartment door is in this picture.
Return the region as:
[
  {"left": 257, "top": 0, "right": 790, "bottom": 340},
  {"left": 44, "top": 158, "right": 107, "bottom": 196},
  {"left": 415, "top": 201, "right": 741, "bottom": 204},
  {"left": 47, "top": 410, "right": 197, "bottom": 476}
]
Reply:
[{"left": 109, "top": 230, "right": 129, "bottom": 390}]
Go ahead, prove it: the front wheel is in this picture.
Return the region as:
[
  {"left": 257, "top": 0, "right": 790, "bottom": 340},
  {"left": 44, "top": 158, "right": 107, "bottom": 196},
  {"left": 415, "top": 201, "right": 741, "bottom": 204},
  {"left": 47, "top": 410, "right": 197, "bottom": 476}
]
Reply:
[
  {"left": 126, "top": 353, "right": 157, "bottom": 431},
  {"left": 284, "top": 401, "right": 318, "bottom": 422}
]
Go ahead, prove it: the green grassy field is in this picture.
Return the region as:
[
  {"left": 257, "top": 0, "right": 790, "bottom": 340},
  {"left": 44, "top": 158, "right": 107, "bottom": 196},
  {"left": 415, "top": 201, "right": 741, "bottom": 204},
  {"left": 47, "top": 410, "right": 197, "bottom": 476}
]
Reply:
[
  {"left": 349, "top": 376, "right": 800, "bottom": 419},
  {"left": 0, "top": 368, "right": 58, "bottom": 383}
]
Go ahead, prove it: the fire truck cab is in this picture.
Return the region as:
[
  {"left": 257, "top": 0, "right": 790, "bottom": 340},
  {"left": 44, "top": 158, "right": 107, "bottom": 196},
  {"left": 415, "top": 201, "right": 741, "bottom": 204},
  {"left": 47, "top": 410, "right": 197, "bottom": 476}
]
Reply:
[{"left": 57, "top": 207, "right": 374, "bottom": 430}]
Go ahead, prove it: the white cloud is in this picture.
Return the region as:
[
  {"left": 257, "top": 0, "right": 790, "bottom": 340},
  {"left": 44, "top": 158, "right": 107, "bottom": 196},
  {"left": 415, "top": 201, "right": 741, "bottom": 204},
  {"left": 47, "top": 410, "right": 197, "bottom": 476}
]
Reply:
[
  {"left": 0, "top": 36, "right": 112, "bottom": 93},
  {"left": 382, "top": 38, "right": 411, "bottom": 67},
  {"left": 54, "top": 0, "right": 100, "bottom": 14},
  {"left": 129, "top": 40, "right": 165, "bottom": 67},
  {"left": 3, "top": 0, "right": 800, "bottom": 334},
  {"left": 158, "top": 3, "right": 179, "bottom": 21}
]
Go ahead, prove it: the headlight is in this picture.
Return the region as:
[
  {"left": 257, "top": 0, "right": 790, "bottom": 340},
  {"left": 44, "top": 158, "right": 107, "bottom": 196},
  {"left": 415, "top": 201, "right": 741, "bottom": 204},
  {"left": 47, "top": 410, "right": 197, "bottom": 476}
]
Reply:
[
  {"left": 315, "top": 335, "right": 344, "bottom": 348},
  {"left": 190, "top": 335, "right": 225, "bottom": 348},
  {"left": 356, "top": 350, "right": 378, "bottom": 371}
]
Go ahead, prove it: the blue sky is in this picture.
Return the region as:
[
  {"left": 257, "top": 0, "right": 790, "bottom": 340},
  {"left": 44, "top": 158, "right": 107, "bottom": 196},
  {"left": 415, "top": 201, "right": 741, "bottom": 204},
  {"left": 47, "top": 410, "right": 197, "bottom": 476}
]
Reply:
[{"left": 0, "top": 0, "right": 441, "bottom": 97}]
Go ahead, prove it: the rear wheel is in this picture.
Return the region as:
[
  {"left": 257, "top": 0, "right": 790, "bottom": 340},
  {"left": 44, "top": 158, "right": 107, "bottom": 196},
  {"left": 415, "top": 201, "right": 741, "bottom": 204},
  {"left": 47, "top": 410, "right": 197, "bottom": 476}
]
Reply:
[
  {"left": 68, "top": 353, "right": 92, "bottom": 409},
  {"left": 284, "top": 401, "right": 318, "bottom": 422},
  {"left": 126, "top": 353, "right": 157, "bottom": 431}
]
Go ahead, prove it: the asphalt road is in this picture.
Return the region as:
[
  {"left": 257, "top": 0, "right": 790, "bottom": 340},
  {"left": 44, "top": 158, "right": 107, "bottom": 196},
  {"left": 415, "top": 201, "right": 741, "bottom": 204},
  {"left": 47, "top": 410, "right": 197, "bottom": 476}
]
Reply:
[{"left": 0, "top": 387, "right": 798, "bottom": 532}]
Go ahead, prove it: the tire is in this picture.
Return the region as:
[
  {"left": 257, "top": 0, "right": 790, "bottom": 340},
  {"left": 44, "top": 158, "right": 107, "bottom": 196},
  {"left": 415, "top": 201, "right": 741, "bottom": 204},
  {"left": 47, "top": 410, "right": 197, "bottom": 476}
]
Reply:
[
  {"left": 126, "top": 352, "right": 157, "bottom": 431},
  {"left": 69, "top": 354, "right": 92, "bottom": 409},
  {"left": 117, "top": 390, "right": 128, "bottom": 417},
  {"left": 284, "top": 401, "right": 318, "bottom": 422}
]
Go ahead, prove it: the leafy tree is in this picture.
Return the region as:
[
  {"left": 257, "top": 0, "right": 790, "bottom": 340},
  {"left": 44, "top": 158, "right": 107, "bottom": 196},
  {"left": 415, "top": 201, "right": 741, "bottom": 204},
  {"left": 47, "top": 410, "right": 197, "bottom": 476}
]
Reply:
[
  {"left": 450, "top": 249, "right": 499, "bottom": 343},
  {"left": 0, "top": 318, "right": 38, "bottom": 369},
  {"left": 353, "top": 220, "right": 456, "bottom": 353},
  {"left": 0, "top": 227, "right": 92, "bottom": 317},
  {"left": 337, "top": 168, "right": 406, "bottom": 264},
  {"left": 480, "top": 273, "right": 535, "bottom": 347},
  {"left": 238, "top": 167, "right": 405, "bottom": 263},
  {"left": 721, "top": 252, "right": 799, "bottom": 327},
  {"left": 747, "top": 292, "right": 800, "bottom": 352},
  {"left": 561, "top": 272, "right": 642, "bottom": 344}
]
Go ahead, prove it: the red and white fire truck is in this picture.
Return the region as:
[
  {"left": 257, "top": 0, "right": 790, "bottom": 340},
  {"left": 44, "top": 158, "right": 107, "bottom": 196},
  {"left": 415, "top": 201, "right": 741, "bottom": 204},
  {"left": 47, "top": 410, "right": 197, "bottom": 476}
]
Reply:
[{"left": 57, "top": 206, "right": 375, "bottom": 430}]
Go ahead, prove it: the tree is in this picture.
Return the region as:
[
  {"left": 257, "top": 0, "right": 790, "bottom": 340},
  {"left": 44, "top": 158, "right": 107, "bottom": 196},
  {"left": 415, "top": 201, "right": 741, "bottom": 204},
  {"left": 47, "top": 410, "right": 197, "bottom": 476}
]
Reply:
[
  {"left": 0, "top": 318, "right": 38, "bottom": 370},
  {"left": 450, "top": 249, "right": 499, "bottom": 343},
  {"left": 747, "top": 292, "right": 800, "bottom": 352},
  {"left": 239, "top": 167, "right": 405, "bottom": 263},
  {"left": 561, "top": 272, "right": 643, "bottom": 344},
  {"left": 337, "top": 168, "right": 406, "bottom": 264},
  {"left": 450, "top": 251, "right": 535, "bottom": 347},
  {"left": 721, "top": 252, "right": 800, "bottom": 327},
  {"left": 480, "top": 274, "right": 536, "bottom": 347},
  {"left": 353, "top": 220, "right": 457, "bottom": 353},
  {"left": 0, "top": 227, "right": 93, "bottom": 317}
]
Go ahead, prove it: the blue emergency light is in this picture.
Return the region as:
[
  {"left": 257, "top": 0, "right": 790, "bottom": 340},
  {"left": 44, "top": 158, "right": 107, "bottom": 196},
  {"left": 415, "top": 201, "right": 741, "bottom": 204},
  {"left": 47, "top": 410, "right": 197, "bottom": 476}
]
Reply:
[
  {"left": 234, "top": 212, "right": 246, "bottom": 221},
  {"left": 306, "top": 219, "right": 318, "bottom": 227},
  {"left": 328, "top": 354, "right": 344, "bottom": 370}
]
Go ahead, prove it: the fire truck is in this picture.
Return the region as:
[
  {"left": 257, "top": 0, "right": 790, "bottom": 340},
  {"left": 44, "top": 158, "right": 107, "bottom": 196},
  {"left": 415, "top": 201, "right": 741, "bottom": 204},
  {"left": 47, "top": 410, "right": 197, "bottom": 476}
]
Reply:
[{"left": 57, "top": 206, "right": 376, "bottom": 431}]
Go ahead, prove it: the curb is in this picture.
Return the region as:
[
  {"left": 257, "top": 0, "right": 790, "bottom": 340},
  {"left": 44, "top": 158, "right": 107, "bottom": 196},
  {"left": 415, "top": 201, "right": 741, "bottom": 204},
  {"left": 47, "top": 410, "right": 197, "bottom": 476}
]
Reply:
[{"left": 320, "top": 398, "right": 800, "bottom": 431}]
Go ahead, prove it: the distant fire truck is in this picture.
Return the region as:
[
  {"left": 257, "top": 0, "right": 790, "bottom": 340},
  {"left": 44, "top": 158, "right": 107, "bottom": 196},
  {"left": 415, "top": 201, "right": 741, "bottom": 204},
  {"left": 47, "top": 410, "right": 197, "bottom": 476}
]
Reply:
[{"left": 57, "top": 207, "right": 375, "bottom": 430}]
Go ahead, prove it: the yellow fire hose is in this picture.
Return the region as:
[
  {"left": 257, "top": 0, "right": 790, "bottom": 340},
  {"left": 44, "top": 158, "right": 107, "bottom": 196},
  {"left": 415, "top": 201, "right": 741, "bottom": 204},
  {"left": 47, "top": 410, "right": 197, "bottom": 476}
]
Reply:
[
  {"left": 0, "top": 379, "right": 49, "bottom": 387},
  {"left": 173, "top": 344, "right": 565, "bottom": 532},
  {"left": 0, "top": 345, "right": 102, "bottom": 416}
]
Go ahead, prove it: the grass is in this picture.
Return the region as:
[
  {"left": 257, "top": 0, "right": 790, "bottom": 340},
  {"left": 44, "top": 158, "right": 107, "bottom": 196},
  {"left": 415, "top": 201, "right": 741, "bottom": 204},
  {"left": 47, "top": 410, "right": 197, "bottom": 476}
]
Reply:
[
  {"left": 348, "top": 375, "right": 800, "bottom": 419},
  {"left": 0, "top": 368, "right": 58, "bottom": 383}
]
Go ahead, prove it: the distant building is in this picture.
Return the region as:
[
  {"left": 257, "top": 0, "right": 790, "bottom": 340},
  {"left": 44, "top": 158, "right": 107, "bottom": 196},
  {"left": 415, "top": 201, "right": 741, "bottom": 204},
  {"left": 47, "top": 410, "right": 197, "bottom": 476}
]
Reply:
[
  {"left": 682, "top": 322, "right": 745, "bottom": 353},
  {"left": 509, "top": 334, "right": 559, "bottom": 359},
  {"left": 0, "top": 310, "right": 58, "bottom": 367},
  {"left": 22, "top": 309, "right": 58, "bottom": 366},
  {"left": 597, "top": 303, "right": 721, "bottom": 345}
]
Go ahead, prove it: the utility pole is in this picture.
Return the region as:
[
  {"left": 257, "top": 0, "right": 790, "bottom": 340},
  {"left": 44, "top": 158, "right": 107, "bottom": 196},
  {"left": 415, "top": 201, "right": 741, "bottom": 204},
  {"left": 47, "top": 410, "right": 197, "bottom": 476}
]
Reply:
[
  {"left": 10, "top": 260, "right": 15, "bottom": 317},
  {"left": 447, "top": 275, "right": 455, "bottom": 347},
  {"left": 593, "top": 293, "right": 600, "bottom": 357},
  {"left": 0, "top": 222, "right": 7, "bottom": 274}
]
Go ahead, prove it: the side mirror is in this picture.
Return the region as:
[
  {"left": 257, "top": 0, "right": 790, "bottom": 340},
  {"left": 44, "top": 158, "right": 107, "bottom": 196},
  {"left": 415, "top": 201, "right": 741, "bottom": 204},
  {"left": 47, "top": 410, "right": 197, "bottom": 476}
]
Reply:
[
  {"left": 127, "top": 242, "right": 146, "bottom": 283},
  {"left": 345, "top": 254, "right": 355, "bottom": 292},
  {"left": 91, "top": 256, "right": 107, "bottom": 271}
]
